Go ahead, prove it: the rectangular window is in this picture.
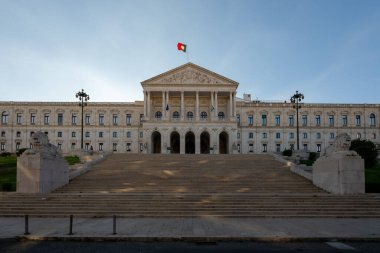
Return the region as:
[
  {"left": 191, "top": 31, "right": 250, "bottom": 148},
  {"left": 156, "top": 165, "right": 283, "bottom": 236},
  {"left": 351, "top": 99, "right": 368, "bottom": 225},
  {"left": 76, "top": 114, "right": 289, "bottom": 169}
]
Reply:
[
  {"left": 57, "top": 143, "right": 62, "bottom": 150},
  {"left": 262, "top": 132, "right": 267, "bottom": 139},
  {"left": 126, "top": 114, "right": 132, "bottom": 125},
  {"left": 289, "top": 115, "right": 294, "bottom": 126},
  {"left": 113, "top": 132, "right": 117, "bottom": 138},
  {"left": 72, "top": 132, "right": 76, "bottom": 138},
  {"left": 249, "top": 132, "right": 254, "bottom": 139},
  {"left": 290, "top": 144, "right": 294, "bottom": 150},
  {"left": 72, "top": 114, "right": 77, "bottom": 125},
  {"left": 99, "top": 114, "right": 104, "bottom": 125},
  {"left": 330, "top": 133, "right": 335, "bottom": 139},
  {"left": 303, "top": 144, "right": 308, "bottom": 151},
  {"left": 276, "top": 132, "right": 280, "bottom": 139},
  {"left": 249, "top": 144, "right": 254, "bottom": 153},
  {"left": 329, "top": 115, "right": 334, "bottom": 126},
  {"left": 289, "top": 132, "right": 294, "bottom": 139},
  {"left": 17, "top": 113, "right": 22, "bottom": 124},
  {"left": 139, "top": 143, "right": 144, "bottom": 152},
  {"left": 140, "top": 131, "right": 143, "bottom": 138},
  {"left": 58, "top": 113, "right": 63, "bottom": 125},
  {"left": 275, "top": 115, "right": 280, "bottom": 126},
  {"left": 30, "top": 113, "right": 36, "bottom": 124},
  {"left": 1, "top": 113, "right": 8, "bottom": 124},
  {"left": 16, "top": 142, "right": 20, "bottom": 151},
  {"left": 1, "top": 131, "right": 5, "bottom": 137},
  {"left": 85, "top": 115, "right": 91, "bottom": 125},
  {"left": 317, "top": 144, "right": 321, "bottom": 152},
  {"left": 30, "top": 131, "right": 34, "bottom": 137},
  {"left": 302, "top": 115, "right": 307, "bottom": 126},
  {"left": 356, "top": 115, "right": 361, "bottom": 126},
  {"left": 127, "top": 131, "right": 131, "bottom": 138},
  {"left": 237, "top": 144, "right": 240, "bottom": 153},
  {"left": 113, "top": 114, "right": 118, "bottom": 125},
  {"left": 276, "top": 144, "right": 281, "bottom": 152},
  {"left": 16, "top": 131, "right": 21, "bottom": 137},
  {"left": 85, "top": 132, "right": 90, "bottom": 138},
  {"left": 262, "top": 144, "right": 267, "bottom": 152},
  {"left": 236, "top": 114, "right": 240, "bottom": 124},
  {"left": 113, "top": 143, "right": 117, "bottom": 151},
  {"left": 237, "top": 132, "right": 240, "bottom": 139},
  {"left": 85, "top": 143, "right": 89, "bottom": 150},
  {"left": 140, "top": 114, "right": 144, "bottom": 124},
  {"left": 315, "top": 115, "right": 321, "bottom": 126},
  {"left": 71, "top": 143, "right": 76, "bottom": 150},
  {"left": 0, "top": 142, "right": 5, "bottom": 151},
  {"left": 58, "top": 131, "right": 62, "bottom": 137},
  {"left": 303, "top": 132, "right": 308, "bottom": 139},
  {"left": 99, "top": 132, "right": 104, "bottom": 138},
  {"left": 248, "top": 115, "right": 253, "bottom": 125},
  {"left": 316, "top": 132, "right": 321, "bottom": 139},
  {"left": 44, "top": 131, "right": 48, "bottom": 136},
  {"left": 44, "top": 113, "right": 49, "bottom": 125},
  {"left": 261, "top": 115, "right": 267, "bottom": 126},
  {"left": 126, "top": 143, "right": 131, "bottom": 151},
  {"left": 99, "top": 143, "right": 103, "bottom": 151},
  {"left": 342, "top": 115, "right": 348, "bottom": 126}
]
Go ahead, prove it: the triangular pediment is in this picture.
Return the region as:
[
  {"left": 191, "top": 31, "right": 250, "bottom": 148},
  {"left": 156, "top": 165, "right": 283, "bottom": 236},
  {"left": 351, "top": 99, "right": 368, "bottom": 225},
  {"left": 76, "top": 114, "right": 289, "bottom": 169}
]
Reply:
[{"left": 141, "top": 62, "right": 238, "bottom": 86}]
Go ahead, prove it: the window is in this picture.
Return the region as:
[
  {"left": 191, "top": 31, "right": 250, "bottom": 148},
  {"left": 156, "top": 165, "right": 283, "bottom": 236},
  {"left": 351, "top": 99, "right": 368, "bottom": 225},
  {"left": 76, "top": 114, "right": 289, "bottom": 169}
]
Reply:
[
  {"left": 303, "top": 144, "right": 308, "bottom": 151},
  {"left": 85, "top": 143, "right": 89, "bottom": 150},
  {"left": 16, "top": 131, "right": 21, "bottom": 137},
  {"left": 85, "top": 115, "right": 91, "bottom": 125},
  {"left": 44, "top": 113, "right": 49, "bottom": 125},
  {"left": 261, "top": 115, "right": 267, "bottom": 126},
  {"left": 99, "top": 143, "right": 103, "bottom": 151},
  {"left": 262, "top": 144, "right": 267, "bottom": 152},
  {"left": 1, "top": 112, "right": 8, "bottom": 124},
  {"left": 328, "top": 115, "right": 334, "bottom": 126},
  {"left": 17, "top": 113, "right": 22, "bottom": 124},
  {"left": 249, "top": 132, "right": 254, "bottom": 139},
  {"left": 139, "top": 143, "right": 144, "bottom": 152},
  {"left": 373, "top": 133, "right": 376, "bottom": 139},
  {"left": 155, "top": 111, "right": 162, "bottom": 120},
  {"left": 357, "top": 133, "right": 361, "bottom": 139},
  {"left": 316, "top": 132, "right": 321, "bottom": 139},
  {"left": 317, "top": 144, "right": 321, "bottom": 152},
  {"left": 113, "top": 114, "right": 118, "bottom": 125},
  {"left": 249, "top": 143, "right": 254, "bottom": 153},
  {"left": 303, "top": 132, "right": 307, "bottom": 139},
  {"left": 262, "top": 132, "right": 267, "bottom": 139},
  {"left": 113, "top": 132, "right": 117, "bottom": 138},
  {"left": 342, "top": 115, "right": 348, "bottom": 126},
  {"left": 58, "top": 131, "right": 62, "bottom": 138},
  {"left": 16, "top": 142, "right": 20, "bottom": 151},
  {"left": 237, "top": 144, "right": 240, "bottom": 153},
  {"left": 126, "top": 143, "right": 131, "bottom": 151},
  {"left": 302, "top": 115, "right": 307, "bottom": 126},
  {"left": 289, "top": 132, "right": 294, "bottom": 139},
  {"left": 276, "top": 132, "right": 281, "bottom": 139},
  {"left": 289, "top": 115, "right": 294, "bottom": 126},
  {"left": 187, "top": 111, "right": 193, "bottom": 120},
  {"left": 57, "top": 143, "right": 62, "bottom": 150},
  {"left": 237, "top": 132, "right": 240, "bottom": 139},
  {"left": 30, "top": 131, "right": 34, "bottom": 137},
  {"left": 72, "top": 132, "right": 76, "bottom": 138},
  {"left": 330, "top": 133, "right": 335, "bottom": 139},
  {"left": 140, "top": 114, "right": 144, "bottom": 124},
  {"left": 29, "top": 143, "right": 33, "bottom": 149},
  {"left": 275, "top": 115, "right": 280, "bottom": 126},
  {"left": 30, "top": 113, "right": 36, "bottom": 124},
  {"left": 370, "top": 113, "right": 376, "bottom": 126},
  {"left": 290, "top": 144, "right": 294, "bottom": 150},
  {"left": 127, "top": 131, "right": 131, "bottom": 138},
  {"left": 276, "top": 144, "right": 281, "bottom": 153},
  {"left": 71, "top": 143, "right": 76, "bottom": 150},
  {"left": 139, "top": 131, "right": 143, "bottom": 138},
  {"left": 218, "top": 112, "right": 225, "bottom": 120},
  {"left": 200, "top": 111, "right": 207, "bottom": 119},
  {"left": 99, "top": 132, "right": 104, "bottom": 138},
  {"left": 113, "top": 143, "right": 117, "bottom": 151},
  {"left": 315, "top": 115, "right": 321, "bottom": 126},
  {"left": 356, "top": 115, "right": 361, "bottom": 126},
  {"left": 99, "top": 114, "right": 104, "bottom": 125},
  {"left": 58, "top": 113, "right": 63, "bottom": 125},
  {"left": 1, "top": 131, "right": 5, "bottom": 137},
  {"left": 72, "top": 114, "right": 77, "bottom": 125},
  {"left": 236, "top": 114, "right": 240, "bottom": 124},
  {"left": 126, "top": 114, "right": 132, "bottom": 125},
  {"left": 172, "top": 111, "right": 180, "bottom": 119},
  {"left": 0, "top": 143, "right": 5, "bottom": 151},
  {"left": 44, "top": 131, "right": 48, "bottom": 136},
  {"left": 85, "top": 132, "right": 90, "bottom": 138},
  {"left": 248, "top": 115, "right": 253, "bottom": 125}
]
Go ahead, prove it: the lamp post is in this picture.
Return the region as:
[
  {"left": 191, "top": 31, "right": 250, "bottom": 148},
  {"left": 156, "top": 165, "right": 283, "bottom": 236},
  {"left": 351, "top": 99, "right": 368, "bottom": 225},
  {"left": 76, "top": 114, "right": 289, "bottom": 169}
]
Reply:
[
  {"left": 76, "top": 89, "right": 90, "bottom": 149},
  {"left": 290, "top": 90, "right": 304, "bottom": 150}
]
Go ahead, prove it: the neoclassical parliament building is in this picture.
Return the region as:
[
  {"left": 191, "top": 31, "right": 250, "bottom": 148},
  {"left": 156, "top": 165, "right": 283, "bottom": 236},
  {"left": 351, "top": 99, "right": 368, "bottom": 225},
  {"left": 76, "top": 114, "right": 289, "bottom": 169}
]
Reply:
[{"left": 1, "top": 63, "right": 379, "bottom": 154}]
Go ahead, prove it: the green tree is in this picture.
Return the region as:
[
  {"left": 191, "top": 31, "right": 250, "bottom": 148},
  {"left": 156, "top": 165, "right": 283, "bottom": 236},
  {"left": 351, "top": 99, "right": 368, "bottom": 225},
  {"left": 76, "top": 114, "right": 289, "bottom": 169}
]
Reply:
[{"left": 349, "top": 139, "right": 378, "bottom": 168}]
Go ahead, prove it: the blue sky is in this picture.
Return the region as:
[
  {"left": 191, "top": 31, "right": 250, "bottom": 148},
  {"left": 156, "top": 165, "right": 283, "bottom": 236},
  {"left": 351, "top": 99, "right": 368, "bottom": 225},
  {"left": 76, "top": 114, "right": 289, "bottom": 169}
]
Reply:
[{"left": 0, "top": 0, "right": 379, "bottom": 103}]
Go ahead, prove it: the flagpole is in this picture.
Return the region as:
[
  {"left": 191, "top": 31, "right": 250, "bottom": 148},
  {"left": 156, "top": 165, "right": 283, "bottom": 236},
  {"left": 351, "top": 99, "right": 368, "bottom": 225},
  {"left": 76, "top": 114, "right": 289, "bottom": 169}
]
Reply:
[{"left": 186, "top": 46, "right": 190, "bottom": 62}]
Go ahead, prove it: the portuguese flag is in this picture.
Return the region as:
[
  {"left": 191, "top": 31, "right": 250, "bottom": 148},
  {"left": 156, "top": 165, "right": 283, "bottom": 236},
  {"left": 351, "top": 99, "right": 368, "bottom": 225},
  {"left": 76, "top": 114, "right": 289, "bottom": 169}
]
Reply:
[{"left": 177, "top": 42, "right": 187, "bottom": 52}]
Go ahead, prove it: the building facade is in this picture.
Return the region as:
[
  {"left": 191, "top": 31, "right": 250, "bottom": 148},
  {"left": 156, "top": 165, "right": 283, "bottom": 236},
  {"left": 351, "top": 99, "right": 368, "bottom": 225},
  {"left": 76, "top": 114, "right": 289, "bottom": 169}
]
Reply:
[{"left": 1, "top": 63, "right": 379, "bottom": 154}]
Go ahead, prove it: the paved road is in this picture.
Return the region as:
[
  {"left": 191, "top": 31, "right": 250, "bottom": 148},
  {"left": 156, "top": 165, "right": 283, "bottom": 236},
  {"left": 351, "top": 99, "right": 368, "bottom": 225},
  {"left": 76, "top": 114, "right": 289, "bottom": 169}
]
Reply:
[{"left": 1, "top": 240, "right": 380, "bottom": 253}]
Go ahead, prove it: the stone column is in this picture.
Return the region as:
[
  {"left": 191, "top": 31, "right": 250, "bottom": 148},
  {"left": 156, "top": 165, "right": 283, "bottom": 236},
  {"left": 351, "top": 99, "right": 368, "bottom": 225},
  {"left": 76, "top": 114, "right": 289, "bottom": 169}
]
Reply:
[
  {"left": 147, "top": 91, "right": 151, "bottom": 120},
  {"left": 180, "top": 133, "right": 185, "bottom": 154},
  {"left": 181, "top": 91, "right": 184, "bottom": 121},
  {"left": 229, "top": 92, "right": 233, "bottom": 121},
  {"left": 195, "top": 133, "right": 200, "bottom": 154},
  {"left": 166, "top": 91, "right": 170, "bottom": 120},
  {"left": 196, "top": 91, "right": 199, "bottom": 121},
  {"left": 211, "top": 92, "right": 214, "bottom": 119},
  {"left": 162, "top": 91, "right": 165, "bottom": 120},
  {"left": 215, "top": 92, "right": 218, "bottom": 116},
  {"left": 144, "top": 91, "right": 147, "bottom": 118},
  {"left": 233, "top": 92, "right": 236, "bottom": 117}
]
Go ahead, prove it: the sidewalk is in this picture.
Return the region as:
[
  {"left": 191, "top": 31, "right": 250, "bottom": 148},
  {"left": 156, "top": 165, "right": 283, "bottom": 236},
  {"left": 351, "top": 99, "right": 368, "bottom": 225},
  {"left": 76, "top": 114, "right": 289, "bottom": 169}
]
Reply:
[{"left": 1, "top": 217, "right": 380, "bottom": 241}]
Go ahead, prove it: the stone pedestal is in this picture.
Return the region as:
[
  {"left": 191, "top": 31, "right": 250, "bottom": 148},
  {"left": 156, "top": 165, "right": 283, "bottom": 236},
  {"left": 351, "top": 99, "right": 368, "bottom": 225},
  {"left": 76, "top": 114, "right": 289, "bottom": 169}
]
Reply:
[{"left": 313, "top": 152, "right": 364, "bottom": 194}]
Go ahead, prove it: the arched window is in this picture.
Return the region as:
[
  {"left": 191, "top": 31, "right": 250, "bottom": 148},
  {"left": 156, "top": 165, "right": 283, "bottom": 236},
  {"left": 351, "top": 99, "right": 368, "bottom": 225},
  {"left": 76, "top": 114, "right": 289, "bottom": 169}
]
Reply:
[
  {"left": 200, "top": 111, "right": 207, "bottom": 119},
  {"left": 187, "top": 111, "right": 193, "bottom": 119},
  {"left": 218, "top": 112, "right": 225, "bottom": 120},
  {"left": 155, "top": 111, "right": 162, "bottom": 119},
  {"left": 1, "top": 111, "right": 8, "bottom": 124},
  {"left": 370, "top": 113, "right": 376, "bottom": 126},
  {"left": 172, "top": 111, "right": 180, "bottom": 119}
]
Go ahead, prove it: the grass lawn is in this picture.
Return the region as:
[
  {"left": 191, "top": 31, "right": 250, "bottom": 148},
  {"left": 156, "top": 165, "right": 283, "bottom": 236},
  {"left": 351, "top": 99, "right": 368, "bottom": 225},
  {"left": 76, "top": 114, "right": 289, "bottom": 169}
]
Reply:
[
  {"left": 0, "top": 156, "right": 17, "bottom": 191},
  {"left": 365, "top": 164, "right": 380, "bottom": 193}
]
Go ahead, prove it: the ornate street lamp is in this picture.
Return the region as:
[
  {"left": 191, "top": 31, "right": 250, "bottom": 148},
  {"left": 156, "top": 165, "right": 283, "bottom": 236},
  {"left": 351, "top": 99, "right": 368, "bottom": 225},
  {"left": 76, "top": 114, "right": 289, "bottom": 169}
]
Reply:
[
  {"left": 290, "top": 90, "right": 304, "bottom": 150},
  {"left": 76, "top": 89, "right": 90, "bottom": 149}
]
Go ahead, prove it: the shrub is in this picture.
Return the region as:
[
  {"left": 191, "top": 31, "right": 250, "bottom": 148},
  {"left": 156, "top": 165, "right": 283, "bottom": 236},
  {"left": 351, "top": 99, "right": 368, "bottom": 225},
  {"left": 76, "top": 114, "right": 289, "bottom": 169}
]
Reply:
[
  {"left": 1, "top": 183, "right": 14, "bottom": 191},
  {"left": 282, "top": 149, "right": 292, "bottom": 157},
  {"left": 0, "top": 152, "right": 12, "bottom": 157},
  {"left": 308, "top": 152, "right": 318, "bottom": 161},
  {"left": 300, "top": 160, "right": 314, "bottom": 166},
  {"left": 350, "top": 139, "right": 378, "bottom": 168},
  {"left": 64, "top": 156, "right": 81, "bottom": 165}
]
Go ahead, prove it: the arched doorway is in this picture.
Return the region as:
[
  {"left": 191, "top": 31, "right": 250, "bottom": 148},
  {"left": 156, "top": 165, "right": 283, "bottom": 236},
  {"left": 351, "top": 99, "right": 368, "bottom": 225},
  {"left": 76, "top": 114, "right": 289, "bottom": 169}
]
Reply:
[
  {"left": 151, "top": 131, "right": 161, "bottom": 154},
  {"left": 219, "top": 131, "right": 229, "bottom": 154},
  {"left": 200, "top": 131, "right": 210, "bottom": 154},
  {"left": 185, "top": 131, "right": 195, "bottom": 154},
  {"left": 170, "top": 131, "right": 180, "bottom": 154}
]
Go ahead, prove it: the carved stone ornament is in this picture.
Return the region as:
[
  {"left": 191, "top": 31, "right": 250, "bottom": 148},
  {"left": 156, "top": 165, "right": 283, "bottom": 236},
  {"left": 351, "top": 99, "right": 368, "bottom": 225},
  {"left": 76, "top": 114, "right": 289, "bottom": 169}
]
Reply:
[
  {"left": 155, "top": 68, "right": 222, "bottom": 84},
  {"left": 323, "top": 133, "right": 357, "bottom": 157}
]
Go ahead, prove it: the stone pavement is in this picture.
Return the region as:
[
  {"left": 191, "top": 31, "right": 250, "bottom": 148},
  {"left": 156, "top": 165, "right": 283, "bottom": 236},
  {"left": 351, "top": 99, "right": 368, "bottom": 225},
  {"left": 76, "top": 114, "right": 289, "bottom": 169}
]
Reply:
[{"left": 1, "top": 217, "right": 380, "bottom": 241}]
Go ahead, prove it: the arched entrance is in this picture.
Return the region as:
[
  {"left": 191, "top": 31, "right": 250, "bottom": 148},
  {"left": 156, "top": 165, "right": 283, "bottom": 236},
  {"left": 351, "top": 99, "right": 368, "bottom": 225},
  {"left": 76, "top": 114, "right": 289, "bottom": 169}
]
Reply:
[
  {"left": 200, "top": 131, "right": 210, "bottom": 154},
  {"left": 151, "top": 131, "right": 161, "bottom": 154},
  {"left": 185, "top": 131, "right": 195, "bottom": 154},
  {"left": 219, "top": 131, "right": 229, "bottom": 154},
  {"left": 170, "top": 131, "right": 180, "bottom": 154}
]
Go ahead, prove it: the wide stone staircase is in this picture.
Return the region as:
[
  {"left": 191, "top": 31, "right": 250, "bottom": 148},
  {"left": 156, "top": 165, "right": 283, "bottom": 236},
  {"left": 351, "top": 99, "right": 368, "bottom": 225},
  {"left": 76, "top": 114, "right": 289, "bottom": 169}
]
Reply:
[{"left": 1, "top": 154, "right": 380, "bottom": 217}]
